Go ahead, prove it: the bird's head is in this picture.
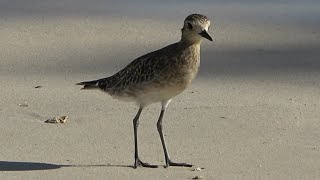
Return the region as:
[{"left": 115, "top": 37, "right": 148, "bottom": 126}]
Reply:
[{"left": 181, "top": 14, "right": 213, "bottom": 44}]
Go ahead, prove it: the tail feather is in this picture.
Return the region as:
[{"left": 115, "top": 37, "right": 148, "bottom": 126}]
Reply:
[{"left": 76, "top": 80, "right": 99, "bottom": 90}]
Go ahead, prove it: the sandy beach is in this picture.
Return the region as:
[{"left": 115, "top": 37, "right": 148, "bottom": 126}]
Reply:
[{"left": 1, "top": 0, "right": 320, "bottom": 179}]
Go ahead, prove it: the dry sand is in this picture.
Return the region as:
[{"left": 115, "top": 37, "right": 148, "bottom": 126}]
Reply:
[{"left": 1, "top": 0, "right": 320, "bottom": 179}]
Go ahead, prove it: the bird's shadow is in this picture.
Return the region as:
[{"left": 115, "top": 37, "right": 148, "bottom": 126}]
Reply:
[{"left": 0, "top": 161, "right": 133, "bottom": 171}]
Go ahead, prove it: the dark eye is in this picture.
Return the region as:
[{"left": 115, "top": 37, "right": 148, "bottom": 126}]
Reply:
[{"left": 187, "top": 22, "right": 193, "bottom": 29}]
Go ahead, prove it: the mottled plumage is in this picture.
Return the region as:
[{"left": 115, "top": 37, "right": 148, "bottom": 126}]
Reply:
[
  {"left": 185, "top": 14, "right": 209, "bottom": 23},
  {"left": 77, "top": 14, "right": 213, "bottom": 168},
  {"left": 92, "top": 42, "right": 200, "bottom": 106}
]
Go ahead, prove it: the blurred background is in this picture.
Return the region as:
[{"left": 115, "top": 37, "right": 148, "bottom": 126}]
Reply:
[{"left": 0, "top": 0, "right": 319, "bottom": 81}]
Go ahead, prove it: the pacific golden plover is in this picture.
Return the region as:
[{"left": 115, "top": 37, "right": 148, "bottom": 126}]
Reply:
[{"left": 77, "top": 14, "right": 213, "bottom": 168}]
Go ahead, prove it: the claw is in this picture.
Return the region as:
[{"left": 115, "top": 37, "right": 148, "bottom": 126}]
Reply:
[
  {"left": 165, "top": 160, "right": 193, "bottom": 168},
  {"left": 134, "top": 158, "right": 158, "bottom": 168}
]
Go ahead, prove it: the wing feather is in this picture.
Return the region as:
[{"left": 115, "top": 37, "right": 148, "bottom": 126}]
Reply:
[{"left": 98, "top": 43, "right": 178, "bottom": 91}]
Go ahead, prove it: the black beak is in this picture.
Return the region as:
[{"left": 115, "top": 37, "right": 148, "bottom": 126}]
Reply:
[{"left": 199, "top": 30, "right": 213, "bottom": 41}]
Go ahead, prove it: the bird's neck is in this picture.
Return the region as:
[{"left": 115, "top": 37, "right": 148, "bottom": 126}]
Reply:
[
  {"left": 180, "top": 33, "right": 202, "bottom": 46},
  {"left": 178, "top": 39, "right": 201, "bottom": 51},
  {"left": 177, "top": 40, "right": 201, "bottom": 66}
]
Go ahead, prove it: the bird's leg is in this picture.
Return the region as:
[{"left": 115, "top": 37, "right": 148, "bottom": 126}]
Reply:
[
  {"left": 157, "top": 101, "right": 193, "bottom": 168},
  {"left": 133, "top": 108, "right": 158, "bottom": 168}
]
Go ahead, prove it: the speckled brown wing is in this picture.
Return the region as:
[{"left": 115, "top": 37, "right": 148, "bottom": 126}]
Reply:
[{"left": 97, "top": 43, "right": 178, "bottom": 92}]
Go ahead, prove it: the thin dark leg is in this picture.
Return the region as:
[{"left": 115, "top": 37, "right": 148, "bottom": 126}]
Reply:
[
  {"left": 157, "top": 109, "right": 193, "bottom": 168},
  {"left": 133, "top": 108, "right": 158, "bottom": 168}
]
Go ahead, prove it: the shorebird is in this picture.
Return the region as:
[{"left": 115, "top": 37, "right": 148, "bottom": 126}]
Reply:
[{"left": 77, "top": 14, "right": 213, "bottom": 168}]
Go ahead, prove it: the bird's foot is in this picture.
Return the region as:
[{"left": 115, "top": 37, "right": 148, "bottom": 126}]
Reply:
[
  {"left": 134, "top": 158, "right": 158, "bottom": 168},
  {"left": 165, "top": 160, "right": 193, "bottom": 168}
]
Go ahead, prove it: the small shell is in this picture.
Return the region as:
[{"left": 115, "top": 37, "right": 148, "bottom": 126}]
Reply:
[
  {"left": 45, "top": 116, "right": 68, "bottom": 124},
  {"left": 192, "top": 167, "right": 202, "bottom": 171},
  {"left": 192, "top": 175, "right": 204, "bottom": 179},
  {"left": 18, "top": 103, "right": 28, "bottom": 107}
]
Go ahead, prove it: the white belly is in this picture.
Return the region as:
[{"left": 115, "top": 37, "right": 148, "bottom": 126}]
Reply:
[{"left": 135, "top": 86, "right": 185, "bottom": 107}]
